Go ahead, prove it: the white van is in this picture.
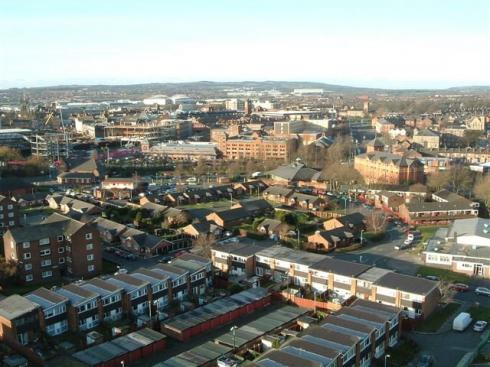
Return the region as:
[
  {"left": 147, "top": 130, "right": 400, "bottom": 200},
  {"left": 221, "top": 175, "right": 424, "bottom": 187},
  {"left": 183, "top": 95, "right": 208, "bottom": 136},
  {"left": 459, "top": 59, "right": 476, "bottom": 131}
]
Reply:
[{"left": 453, "top": 312, "right": 472, "bottom": 331}]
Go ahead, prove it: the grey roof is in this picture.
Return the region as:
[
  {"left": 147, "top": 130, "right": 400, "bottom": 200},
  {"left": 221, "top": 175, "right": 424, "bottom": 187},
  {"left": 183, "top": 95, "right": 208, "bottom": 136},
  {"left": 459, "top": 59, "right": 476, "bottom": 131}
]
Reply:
[
  {"left": 375, "top": 272, "right": 437, "bottom": 295},
  {"left": 256, "top": 245, "right": 324, "bottom": 266},
  {"left": 7, "top": 213, "right": 85, "bottom": 242},
  {"left": 264, "top": 186, "right": 294, "bottom": 196},
  {"left": 208, "top": 207, "right": 250, "bottom": 221},
  {"left": 26, "top": 287, "right": 68, "bottom": 309},
  {"left": 406, "top": 200, "right": 474, "bottom": 212},
  {"left": 92, "top": 217, "right": 128, "bottom": 235},
  {"left": 268, "top": 162, "right": 319, "bottom": 181},
  {"left": 311, "top": 257, "right": 371, "bottom": 277},
  {"left": 212, "top": 240, "right": 270, "bottom": 257},
  {"left": 357, "top": 151, "right": 422, "bottom": 167},
  {"left": 432, "top": 189, "right": 471, "bottom": 203},
  {"left": 0, "top": 295, "right": 39, "bottom": 320},
  {"left": 237, "top": 198, "right": 273, "bottom": 212},
  {"left": 259, "top": 218, "right": 282, "bottom": 231},
  {"left": 447, "top": 217, "right": 490, "bottom": 239},
  {"left": 356, "top": 267, "right": 392, "bottom": 282}
]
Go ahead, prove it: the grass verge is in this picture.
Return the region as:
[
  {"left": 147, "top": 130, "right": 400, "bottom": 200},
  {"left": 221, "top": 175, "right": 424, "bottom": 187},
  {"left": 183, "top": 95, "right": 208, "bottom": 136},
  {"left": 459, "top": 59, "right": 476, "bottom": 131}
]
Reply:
[
  {"left": 416, "top": 265, "right": 470, "bottom": 283},
  {"left": 416, "top": 302, "right": 460, "bottom": 332},
  {"left": 468, "top": 305, "right": 490, "bottom": 322}
]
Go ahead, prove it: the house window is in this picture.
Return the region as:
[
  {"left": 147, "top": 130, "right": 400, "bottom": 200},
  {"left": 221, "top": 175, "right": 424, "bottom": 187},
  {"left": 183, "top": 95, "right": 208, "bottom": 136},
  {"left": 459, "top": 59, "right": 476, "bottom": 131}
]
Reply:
[
  {"left": 22, "top": 242, "right": 30, "bottom": 249},
  {"left": 87, "top": 254, "right": 94, "bottom": 261},
  {"left": 24, "top": 263, "right": 32, "bottom": 271},
  {"left": 58, "top": 247, "right": 65, "bottom": 253},
  {"left": 59, "top": 257, "right": 65, "bottom": 264},
  {"left": 8, "top": 212, "right": 14, "bottom": 218},
  {"left": 41, "top": 259, "right": 52, "bottom": 267},
  {"left": 23, "top": 252, "right": 31, "bottom": 260},
  {"left": 39, "top": 238, "right": 50, "bottom": 246},
  {"left": 25, "top": 274, "right": 33, "bottom": 282},
  {"left": 42, "top": 271, "right": 52, "bottom": 278},
  {"left": 88, "top": 265, "right": 95, "bottom": 272},
  {"left": 85, "top": 233, "right": 93, "bottom": 240},
  {"left": 8, "top": 221, "right": 15, "bottom": 226},
  {"left": 57, "top": 235, "right": 64, "bottom": 242},
  {"left": 86, "top": 243, "right": 93, "bottom": 251},
  {"left": 40, "top": 249, "right": 51, "bottom": 256},
  {"left": 7, "top": 205, "right": 13, "bottom": 210}
]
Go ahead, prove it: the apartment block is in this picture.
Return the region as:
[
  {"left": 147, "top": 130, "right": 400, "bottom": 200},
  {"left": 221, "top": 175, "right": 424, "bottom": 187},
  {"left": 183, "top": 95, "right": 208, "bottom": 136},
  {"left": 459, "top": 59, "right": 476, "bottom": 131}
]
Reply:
[
  {"left": 354, "top": 152, "right": 424, "bottom": 185},
  {"left": 0, "top": 195, "right": 19, "bottom": 235},
  {"left": 3, "top": 213, "right": 102, "bottom": 284}
]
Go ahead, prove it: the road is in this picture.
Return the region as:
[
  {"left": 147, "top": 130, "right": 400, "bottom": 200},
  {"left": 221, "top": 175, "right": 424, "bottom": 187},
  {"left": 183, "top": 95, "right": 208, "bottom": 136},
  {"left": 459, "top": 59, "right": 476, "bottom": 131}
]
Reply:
[{"left": 333, "top": 223, "right": 423, "bottom": 275}]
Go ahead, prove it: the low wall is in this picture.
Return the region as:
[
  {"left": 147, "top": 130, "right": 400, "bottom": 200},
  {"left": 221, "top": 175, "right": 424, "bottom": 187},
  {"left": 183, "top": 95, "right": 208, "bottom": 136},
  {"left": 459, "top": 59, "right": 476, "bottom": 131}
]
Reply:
[{"left": 275, "top": 291, "right": 342, "bottom": 312}]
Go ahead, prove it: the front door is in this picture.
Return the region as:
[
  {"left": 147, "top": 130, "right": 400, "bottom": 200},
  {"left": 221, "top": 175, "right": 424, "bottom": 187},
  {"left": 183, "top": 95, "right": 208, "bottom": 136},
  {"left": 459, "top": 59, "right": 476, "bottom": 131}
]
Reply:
[{"left": 475, "top": 264, "right": 484, "bottom": 277}]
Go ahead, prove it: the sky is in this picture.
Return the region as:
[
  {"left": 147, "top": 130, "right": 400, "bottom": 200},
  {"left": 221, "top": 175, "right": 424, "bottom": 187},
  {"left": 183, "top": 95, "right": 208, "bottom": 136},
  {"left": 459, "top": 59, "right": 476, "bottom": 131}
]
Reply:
[{"left": 1, "top": 0, "right": 490, "bottom": 89}]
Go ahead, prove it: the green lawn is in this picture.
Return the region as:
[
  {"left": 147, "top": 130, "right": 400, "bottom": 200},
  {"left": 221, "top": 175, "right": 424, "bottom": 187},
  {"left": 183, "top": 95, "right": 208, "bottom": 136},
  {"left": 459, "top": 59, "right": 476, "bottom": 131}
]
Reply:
[
  {"left": 416, "top": 265, "right": 470, "bottom": 283},
  {"left": 468, "top": 305, "right": 490, "bottom": 322},
  {"left": 416, "top": 302, "right": 460, "bottom": 332},
  {"left": 373, "top": 338, "right": 419, "bottom": 367},
  {"left": 417, "top": 226, "right": 443, "bottom": 243}
]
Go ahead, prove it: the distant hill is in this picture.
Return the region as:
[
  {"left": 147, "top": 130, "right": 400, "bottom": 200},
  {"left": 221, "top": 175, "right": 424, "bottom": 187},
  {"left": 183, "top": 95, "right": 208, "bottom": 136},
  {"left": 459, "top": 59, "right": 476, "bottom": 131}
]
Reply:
[{"left": 2, "top": 81, "right": 490, "bottom": 99}]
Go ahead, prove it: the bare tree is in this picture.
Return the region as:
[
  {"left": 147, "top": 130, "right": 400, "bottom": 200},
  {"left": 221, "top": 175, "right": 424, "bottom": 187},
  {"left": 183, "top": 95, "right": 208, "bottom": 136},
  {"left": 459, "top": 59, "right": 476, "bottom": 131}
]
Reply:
[
  {"left": 474, "top": 176, "right": 490, "bottom": 209},
  {"left": 366, "top": 211, "right": 387, "bottom": 234},
  {"left": 193, "top": 233, "right": 216, "bottom": 258}
]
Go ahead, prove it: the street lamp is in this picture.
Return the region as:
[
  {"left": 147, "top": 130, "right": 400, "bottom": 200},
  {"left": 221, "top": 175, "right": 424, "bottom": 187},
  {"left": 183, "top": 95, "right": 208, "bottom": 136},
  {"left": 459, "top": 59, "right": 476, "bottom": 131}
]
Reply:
[
  {"left": 360, "top": 229, "right": 365, "bottom": 245},
  {"left": 230, "top": 325, "right": 238, "bottom": 351},
  {"left": 120, "top": 361, "right": 125, "bottom": 367},
  {"left": 384, "top": 354, "right": 391, "bottom": 367}
]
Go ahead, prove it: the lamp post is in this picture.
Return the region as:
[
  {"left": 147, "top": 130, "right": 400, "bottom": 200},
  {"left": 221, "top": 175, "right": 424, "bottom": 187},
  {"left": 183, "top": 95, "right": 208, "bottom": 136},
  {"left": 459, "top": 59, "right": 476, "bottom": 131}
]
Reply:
[
  {"left": 384, "top": 354, "right": 391, "bottom": 367},
  {"left": 360, "top": 229, "right": 365, "bottom": 245},
  {"left": 230, "top": 325, "right": 238, "bottom": 351}
]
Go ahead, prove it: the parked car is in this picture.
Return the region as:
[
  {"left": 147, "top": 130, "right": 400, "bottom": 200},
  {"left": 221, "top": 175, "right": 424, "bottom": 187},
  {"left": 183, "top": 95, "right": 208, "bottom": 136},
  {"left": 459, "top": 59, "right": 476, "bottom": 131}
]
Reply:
[
  {"left": 159, "top": 255, "right": 172, "bottom": 263},
  {"left": 407, "top": 233, "right": 415, "bottom": 241},
  {"left": 404, "top": 238, "right": 413, "bottom": 245},
  {"left": 425, "top": 275, "right": 440, "bottom": 281},
  {"left": 473, "top": 320, "right": 488, "bottom": 332},
  {"left": 417, "top": 354, "right": 434, "bottom": 367},
  {"left": 450, "top": 283, "right": 470, "bottom": 292},
  {"left": 394, "top": 242, "right": 410, "bottom": 250},
  {"left": 475, "top": 287, "right": 490, "bottom": 296}
]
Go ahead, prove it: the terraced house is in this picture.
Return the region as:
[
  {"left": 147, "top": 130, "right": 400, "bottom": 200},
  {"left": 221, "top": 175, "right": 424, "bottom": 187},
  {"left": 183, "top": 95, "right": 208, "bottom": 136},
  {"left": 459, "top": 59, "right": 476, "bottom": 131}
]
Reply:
[{"left": 212, "top": 243, "right": 440, "bottom": 319}]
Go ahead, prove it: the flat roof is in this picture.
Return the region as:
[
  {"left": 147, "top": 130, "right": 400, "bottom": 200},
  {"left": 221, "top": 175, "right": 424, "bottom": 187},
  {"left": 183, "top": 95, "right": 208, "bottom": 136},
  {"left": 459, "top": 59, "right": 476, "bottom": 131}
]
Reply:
[
  {"left": 155, "top": 341, "right": 232, "bottom": 367},
  {"left": 0, "top": 295, "right": 39, "bottom": 320},
  {"left": 162, "top": 288, "right": 268, "bottom": 332},
  {"left": 215, "top": 306, "right": 307, "bottom": 348}
]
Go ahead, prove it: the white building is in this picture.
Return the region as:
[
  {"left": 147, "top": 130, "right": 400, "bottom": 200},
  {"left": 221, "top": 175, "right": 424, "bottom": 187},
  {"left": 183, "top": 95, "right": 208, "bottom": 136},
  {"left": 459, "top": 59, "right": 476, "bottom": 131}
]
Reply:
[{"left": 424, "top": 218, "right": 490, "bottom": 278}]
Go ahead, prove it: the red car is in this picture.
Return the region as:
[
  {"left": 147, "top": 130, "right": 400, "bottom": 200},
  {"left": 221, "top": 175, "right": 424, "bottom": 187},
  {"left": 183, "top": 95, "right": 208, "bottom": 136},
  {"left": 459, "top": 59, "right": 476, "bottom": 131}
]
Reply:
[{"left": 450, "top": 283, "right": 470, "bottom": 292}]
